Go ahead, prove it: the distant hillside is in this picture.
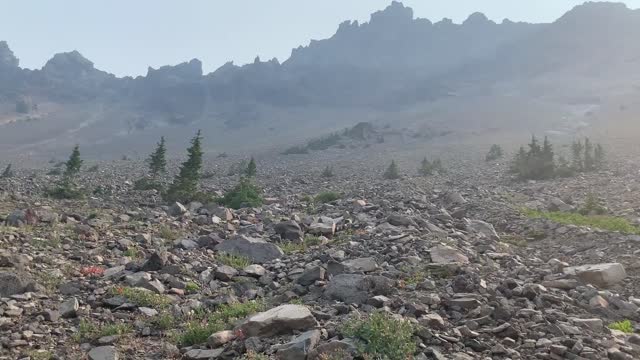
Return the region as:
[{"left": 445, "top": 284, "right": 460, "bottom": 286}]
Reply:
[{"left": 1, "top": 1, "right": 640, "bottom": 159}]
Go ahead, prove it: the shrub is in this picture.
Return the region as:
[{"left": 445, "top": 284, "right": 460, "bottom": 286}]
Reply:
[
  {"left": 384, "top": 160, "right": 400, "bottom": 179},
  {"left": 321, "top": 166, "right": 334, "bottom": 178},
  {"left": 342, "top": 312, "right": 416, "bottom": 360},
  {"left": 579, "top": 193, "right": 607, "bottom": 215},
  {"left": 219, "top": 177, "right": 263, "bottom": 209},
  {"left": 315, "top": 191, "right": 340, "bottom": 204},
  {"left": 486, "top": 144, "right": 504, "bottom": 161},
  {"left": 133, "top": 177, "right": 163, "bottom": 191},
  {"left": 609, "top": 320, "right": 633, "bottom": 333},
  {"left": 185, "top": 282, "right": 201, "bottom": 294},
  {"left": 87, "top": 164, "right": 99, "bottom": 172}
]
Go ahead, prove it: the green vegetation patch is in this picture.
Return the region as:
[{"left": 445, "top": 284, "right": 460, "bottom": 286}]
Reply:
[
  {"left": 178, "top": 300, "right": 265, "bottom": 346},
  {"left": 342, "top": 312, "right": 416, "bottom": 360},
  {"left": 523, "top": 208, "right": 640, "bottom": 234},
  {"left": 609, "top": 320, "right": 634, "bottom": 333}
]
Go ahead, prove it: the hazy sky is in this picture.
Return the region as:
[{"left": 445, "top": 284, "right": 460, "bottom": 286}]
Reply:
[{"left": 2, "top": 1, "right": 639, "bottom": 77}]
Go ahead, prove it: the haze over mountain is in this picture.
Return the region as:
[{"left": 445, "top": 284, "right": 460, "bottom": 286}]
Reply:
[{"left": 1, "top": 1, "right": 640, "bottom": 159}]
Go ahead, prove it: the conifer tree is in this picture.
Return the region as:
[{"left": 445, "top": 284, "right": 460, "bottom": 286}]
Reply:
[
  {"left": 384, "top": 160, "right": 400, "bottom": 179},
  {"left": 571, "top": 139, "right": 584, "bottom": 171},
  {"left": 165, "top": 130, "right": 203, "bottom": 203},
  {"left": 541, "top": 136, "right": 555, "bottom": 178},
  {"left": 594, "top": 143, "right": 605, "bottom": 169},
  {"left": 48, "top": 145, "right": 84, "bottom": 199},
  {"left": 584, "top": 137, "right": 594, "bottom": 171},
  {"left": 64, "top": 145, "right": 83, "bottom": 178},
  {"left": 245, "top": 157, "right": 257, "bottom": 177},
  {"left": 485, "top": 144, "right": 504, "bottom": 161},
  {"left": 148, "top": 136, "right": 167, "bottom": 177},
  {"left": 1, "top": 164, "right": 13, "bottom": 178}
]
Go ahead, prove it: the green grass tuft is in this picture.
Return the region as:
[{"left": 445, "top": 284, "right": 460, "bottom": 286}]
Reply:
[
  {"left": 178, "top": 300, "right": 265, "bottom": 346},
  {"left": 342, "top": 312, "right": 416, "bottom": 360},
  {"left": 111, "top": 287, "right": 171, "bottom": 309},
  {"left": 217, "top": 253, "right": 251, "bottom": 269},
  {"left": 314, "top": 191, "right": 341, "bottom": 204},
  {"left": 609, "top": 320, "right": 634, "bottom": 333}
]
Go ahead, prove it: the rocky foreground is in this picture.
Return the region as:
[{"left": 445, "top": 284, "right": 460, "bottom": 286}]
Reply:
[{"left": 1, "top": 151, "right": 640, "bottom": 360}]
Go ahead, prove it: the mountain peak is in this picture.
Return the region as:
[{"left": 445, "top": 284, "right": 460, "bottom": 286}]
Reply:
[
  {"left": 370, "top": 1, "right": 414, "bottom": 25},
  {"left": 463, "top": 12, "right": 494, "bottom": 26},
  {"left": 0, "top": 41, "right": 19, "bottom": 68},
  {"left": 558, "top": 1, "right": 630, "bottom": 24},
  {"left": 43, "top": 50, "right": 95, "bottom": 73}
]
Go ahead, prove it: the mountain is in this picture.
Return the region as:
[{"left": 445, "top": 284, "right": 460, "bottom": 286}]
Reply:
[{"left": 1, "top": 1, "right": 639, "bottom": 159}]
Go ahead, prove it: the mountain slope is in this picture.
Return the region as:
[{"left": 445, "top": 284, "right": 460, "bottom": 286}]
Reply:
[{"left": 1, "top": 2, "right": 639, "bottom": 159}]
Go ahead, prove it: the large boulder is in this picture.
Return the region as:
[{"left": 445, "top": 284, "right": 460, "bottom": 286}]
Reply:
[
  {"left": 308, "top": 222, "right": 335, "bottom": 237},
  {"left": 240, "top": 304, "right": 318, "bottom": 337},
  {"left": 275, "top": 220, "right": 303, "bottom": 242},
  {"left": 0, "top": 272, "right": 30, "bottom": 297},
  {"left": 429, "top": 245, "right": 469, "bottom": 264},
  {"left": 215, "top": 235, "right": 283, "bottom": 264},
  {"left": 564, "top": 263, "right": 626, "bottom": 288},
  {"left": 341, "top": 257, "right": 378, "bottom": 273},
  {"left": 276, "top": 329, "right": 321, "bottom": 360},
  {"left": 5, "top": 209, "right": 38, "bottom": 227},
  {"left": 324, "top": 274, "right": 394, "bottom": 304},
  {"left": 464, "top": 219, "right": 499, "bottom": 240},
  {"left": 88, "top": 346, "right": 119, "bottom": 360}
]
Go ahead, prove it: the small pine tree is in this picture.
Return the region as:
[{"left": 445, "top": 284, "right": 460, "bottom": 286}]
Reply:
[
  {"left": 165, "top": 130, "right": 204, "bottom": 203},
  {"left": 419, "top": 157, "right": 443, "bottom": 176},
  {"left": 1, "top": 164, "right": 13, "bottom": 178},
  {"left": 322, "top": 166, "right": 334, "bottom": 178},
  {"left": 219, "top": 177, "right": 263, "bottom": 209},
  {"left": 148, "top": 136, "right": 167, "bottom": 177},
  {"left": 384, "top": 160, "right": 400, "bottom": 179},
  {"left": 541, "top": 136, "right": 555, "bottom": 178},
  {"left": 571, "top": 139, "right": 584, "bottom": 171},
  {"left": 64, "top": 145, "right": 83, "bottom": 178},
  {"left": 594, "top": 144, "right": 605, "bottom": 170},
  {"left": 485, "top": 144, "right": 504, "bottom": 161},
  {"left": 584, "top": 138, "right": 594, "bottom": 171},
  {"left": 245, "top": 157, "right": 257, "bottom": 177},
  {"left": 48, "top": 145, "right": 84, "bottom": 199}
]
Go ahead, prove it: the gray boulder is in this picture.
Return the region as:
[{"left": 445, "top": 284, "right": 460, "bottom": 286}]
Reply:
[
  {"left": 0, "top": 272, "right": 30, "bottom": 297},
  {"left": 240, "top": 304, "right": 318, "bottom": 337},
  {"left": 215, "top": 235, "right": 283, "bottom": 264},
  {"left": 276, "top": 329, "right": 321, "bottom": 360},
  {"left": 324, "top": 274, "right": 394, "bottom": 304},
  {"left": 275, "top": 220, "right": 303, "bottom": 242}
]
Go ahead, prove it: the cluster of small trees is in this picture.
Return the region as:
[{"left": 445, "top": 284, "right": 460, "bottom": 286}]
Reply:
[
  {"left": 133, "top": 132, "right": 262, "bottom": 209},
  {"left": 509, "top": 136, "right": 605, "bottom": 180},
  {"left": 382, "top": 157, "right": 445, "bottom": 179}
]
